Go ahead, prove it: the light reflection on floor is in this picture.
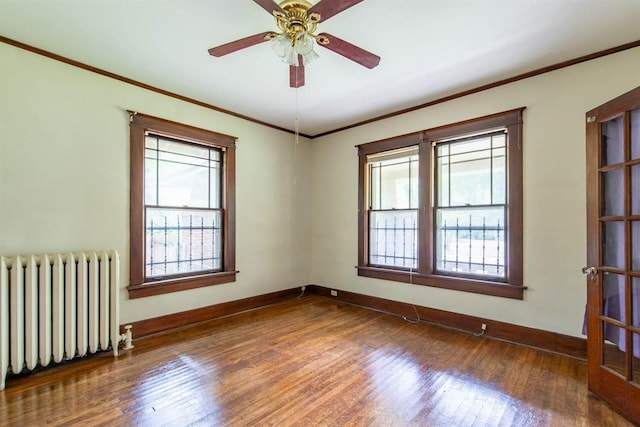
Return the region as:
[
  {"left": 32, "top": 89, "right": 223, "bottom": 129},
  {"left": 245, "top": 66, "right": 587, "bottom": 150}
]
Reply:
[
  {"left": 363, "top": 347, "right": 576, "bottom": 426},
  {"left": 132, "top": 355, "right": 225, "bottom": 426}
]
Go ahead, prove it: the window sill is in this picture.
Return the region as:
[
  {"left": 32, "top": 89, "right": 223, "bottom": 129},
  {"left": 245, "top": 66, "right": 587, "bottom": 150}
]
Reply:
[
  {"left": 356, "top": 266, "right": 524, "bottom": 300},
  {"left": 128, "top": 270, "right": 238, "bottom": 299}
]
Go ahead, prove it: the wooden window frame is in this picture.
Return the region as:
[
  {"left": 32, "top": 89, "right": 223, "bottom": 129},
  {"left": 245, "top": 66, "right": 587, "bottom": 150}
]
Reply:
[
  {"left": 357, "top": 109, "right": 525, "bottom": 299},
  {"left": 128, "top": 113, "right": 237, "bottom": 299}
]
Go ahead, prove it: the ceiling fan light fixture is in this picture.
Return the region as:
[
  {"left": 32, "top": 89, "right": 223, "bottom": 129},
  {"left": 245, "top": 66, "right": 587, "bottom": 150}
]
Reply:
[
  {"left": 301, "top": 49, "right": 319, "bottom": 65},
  {"left": 271, "top": 30, "right": 318, "bottom": 67},
  {"left": 295, "top": 32, "right": 315, "bottom": 55},
  {"left": 285, "top": 47, "right": 300, "bottom": 66},
  {"left": 270, "top": 33, "right": 291, "bottom": 58},
  {"left": 268, "top": 0, "right": 321, "bottom": 67}
]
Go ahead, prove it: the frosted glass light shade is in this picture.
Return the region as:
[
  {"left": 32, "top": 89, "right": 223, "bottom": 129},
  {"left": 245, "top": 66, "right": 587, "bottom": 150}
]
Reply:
[
  {"left": 302, "top": 49, "right": 319, "bottom": 65},
  {"left": 295, "top": 33, "right": 315, "bottom": 55},
  {"left": 286, "top": 48, "right": 299, "bottom": 66},
  {"left": 270, "top": 34, "right": 290, "bottom": 58},
  {"left": 270, "top": 32, "right": 318, "bottom": 67}
]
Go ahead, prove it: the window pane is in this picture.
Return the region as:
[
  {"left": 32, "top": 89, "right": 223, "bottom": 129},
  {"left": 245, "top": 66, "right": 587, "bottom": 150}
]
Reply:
[
  {"left": 146, "top": 207, "right": 222, "bottom": 278},
  {"left": 369, "top": 155, "right": 418, "bottom": 210},
  {"left": 145, "top": 150, "right": 157, "bottom": 205},
  {"left": 369, "top": 210, "right": 417, "bottom": 269},
  {"left": 410, "top": 159, "right": 419, "bottom": 209},
  {"left": 436, "top": 133, "right": 505, "bottom": 207},
  {"left": 159, "top": 138, "right": 210, "bottom": 160},
  {"left": 370, "top": 164, "right": 381, "bottom": 210},
  {"left": 602, "top": 116, "right": 624, "bottom": 166},
  {"left": 210, "top": 162, "right": 221, "bottom": 209},
  {"left": 492, "top": 146, "right": 506, "bottom": 205},
  {"left": 145, "top": 135, "right": 157, "bottom": 150},
  {"left": 435, "top": 206, "right": 505, "bottom": 278},
  {"left": 437, "top": 157, "right": 449, "bottom": 206},
  {"left": 144, "top": 136, "right": 222, "bottom": 209},
  {"left": 158, "top": 159, "right": 209, "bottom": 207}
]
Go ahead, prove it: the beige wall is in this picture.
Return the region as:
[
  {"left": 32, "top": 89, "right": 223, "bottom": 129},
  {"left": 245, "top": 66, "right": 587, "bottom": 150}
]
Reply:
[
  {"left": 0, "top": 43, "right": 312, "bottom": 323},
  {"left": 2, "top": 41, "right": 639, "bottom": 336},
  {"left": 310, "top": 47, "right": 640, "bottom": 337}
]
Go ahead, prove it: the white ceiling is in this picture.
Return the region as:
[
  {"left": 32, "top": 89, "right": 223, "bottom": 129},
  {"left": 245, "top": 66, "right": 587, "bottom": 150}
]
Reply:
[{"left": 1, "top": 0, "right": 639, "bottom": 136}]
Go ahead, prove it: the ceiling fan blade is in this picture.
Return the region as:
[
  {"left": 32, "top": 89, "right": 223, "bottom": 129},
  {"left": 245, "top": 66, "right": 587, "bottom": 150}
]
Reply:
[
  {"left": 308, "top": 0, "right": 364, "bottom": 22},
  {"left": 253, "top": 0, "right": 284, "bottom": 15},
  {"left": 208, "top": 31, "right": 276, "bottom": 57},
  {"left": 290, "top": 56, "right": 305, "bottom": 88},
  {"left": 316, "top": 33, "right": 380, "bottom": 69}
]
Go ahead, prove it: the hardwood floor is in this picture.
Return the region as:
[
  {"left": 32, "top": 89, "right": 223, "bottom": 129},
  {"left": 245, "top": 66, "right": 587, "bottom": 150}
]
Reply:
[{"left": 0, "top": 295, "right": 634, "bottom": 426}]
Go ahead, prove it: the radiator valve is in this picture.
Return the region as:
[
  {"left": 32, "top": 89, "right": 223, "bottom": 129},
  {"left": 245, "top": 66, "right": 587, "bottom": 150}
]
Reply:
[{"left": 120, "top": 325, "right": 134, "bottom": 350}]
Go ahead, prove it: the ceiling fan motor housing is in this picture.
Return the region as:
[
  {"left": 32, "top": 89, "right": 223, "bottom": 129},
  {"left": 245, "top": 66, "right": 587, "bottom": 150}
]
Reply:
[{"left": 275, "top": 0, "right": 320, "bottom": 42}]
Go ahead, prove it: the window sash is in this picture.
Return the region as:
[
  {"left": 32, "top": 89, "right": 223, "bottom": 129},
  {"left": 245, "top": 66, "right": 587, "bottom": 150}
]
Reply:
[
  {"left": 433, "top": 130, "right": 508, "bottom": 280},
  {"left": 145, "top": 206, "right": 223, "bottom": 280},
  {"left": 368, "top": 209, "right": 418, "bottom": 269},
  {"left": 145, "top": 134, "right": 222, "bottom": 209},
  {"left": 435, "top": 131, "right": 506, "bottom": 208},
  {"left": 434, "top": 205, "right": 506, "bottom": 279}
]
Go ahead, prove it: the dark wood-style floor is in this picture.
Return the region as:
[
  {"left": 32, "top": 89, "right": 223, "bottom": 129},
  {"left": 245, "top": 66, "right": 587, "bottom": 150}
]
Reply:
[{"left": 0, "top": 295, "right": 634, "bottom": 426}]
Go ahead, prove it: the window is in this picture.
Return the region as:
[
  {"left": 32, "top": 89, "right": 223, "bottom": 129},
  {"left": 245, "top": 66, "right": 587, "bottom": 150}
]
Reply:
[
  {"left": 129, "top": 113, "right": 236, "bottom": 298},
  {"left": 368, "top": 147, "right": 419, "bottom": 269},
  {"left": 434, "top": 131, "right": 506, "bottom": 278},
  {"left": 357, "top": 109, "right": 524, "bottom": 299}
]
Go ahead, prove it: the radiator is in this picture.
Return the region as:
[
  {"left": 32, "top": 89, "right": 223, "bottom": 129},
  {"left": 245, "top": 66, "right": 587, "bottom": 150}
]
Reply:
[{"left": 0, "top": 250, "right": 131, "bottom": 390}]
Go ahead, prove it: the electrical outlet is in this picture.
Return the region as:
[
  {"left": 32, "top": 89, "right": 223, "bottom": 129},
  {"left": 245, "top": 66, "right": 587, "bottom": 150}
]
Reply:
[
  {"left": 330, "top": 290, "right": 338, "bottom": 297},
  {"left": 301, "top": 286, "right": 306, "bottom": 292},
  {"left": 481, "top": 323, "right": 487, "bottom": 331}
]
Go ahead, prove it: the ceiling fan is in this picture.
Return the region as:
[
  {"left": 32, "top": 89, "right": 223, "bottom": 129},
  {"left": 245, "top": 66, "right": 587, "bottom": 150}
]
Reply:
[{"left": 208, "top": 0, "right": 381, "bottom": 88}]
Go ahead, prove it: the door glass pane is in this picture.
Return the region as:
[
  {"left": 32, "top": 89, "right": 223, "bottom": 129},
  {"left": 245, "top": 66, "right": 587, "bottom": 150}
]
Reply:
[
  {"left": 602, "top": 169, "right": 624, "bottom": 216},
  {"left": 633, "top": 277, "right": 640, "bottom": 327},
  {"left": 602, "top": 116, "right": 624, "bottom": 166},
  {"left": 633, "top": 333, "right": 640, "bottom": 385},
  {"left": 633, "top": 221, "right": 640, "bottom": 271},
  {"left": 603, "top": 222, "right": 625, "bottom": 269},
  {"left": 602, "top": 273, "right": 626, "bottom": 323},
  {"left": 632, "top": 165, "right": 640, "bottom": 215},
  {"left": 632, "top": 109, "right": 640, "bottom": 160},
  {"left": 602, "top": 322, "right": 626, "bottom": 377}
]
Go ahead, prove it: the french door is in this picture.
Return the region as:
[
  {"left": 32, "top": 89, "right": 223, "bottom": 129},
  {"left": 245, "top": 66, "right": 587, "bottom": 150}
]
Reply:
[{"left": 585, "top": 86, "right": 640, "bottom": 425}]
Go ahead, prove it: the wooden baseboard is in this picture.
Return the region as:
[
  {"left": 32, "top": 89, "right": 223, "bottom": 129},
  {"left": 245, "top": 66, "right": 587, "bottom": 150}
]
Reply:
[
  {"left": 122, "top": 284, "right": 586, "bottom": 360},
  {"left": 308, "top": 284, "right": 587, "bottom": 360},
  {"left": 122, "top": 287, "right": 301, "bottom": 339}
]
